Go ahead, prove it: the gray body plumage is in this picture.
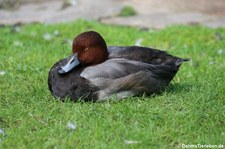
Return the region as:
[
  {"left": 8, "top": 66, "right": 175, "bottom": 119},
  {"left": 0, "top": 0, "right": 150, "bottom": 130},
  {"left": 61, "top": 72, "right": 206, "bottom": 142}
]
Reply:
[{"left": 80, "top": 58, "right": 173, "bottom": 101}]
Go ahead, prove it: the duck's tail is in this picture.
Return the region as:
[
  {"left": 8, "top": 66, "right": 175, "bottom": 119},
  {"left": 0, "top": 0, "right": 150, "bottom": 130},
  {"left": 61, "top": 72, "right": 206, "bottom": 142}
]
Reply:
[{"left": 175, "top": 58, "right": 190, "bottom": 67}]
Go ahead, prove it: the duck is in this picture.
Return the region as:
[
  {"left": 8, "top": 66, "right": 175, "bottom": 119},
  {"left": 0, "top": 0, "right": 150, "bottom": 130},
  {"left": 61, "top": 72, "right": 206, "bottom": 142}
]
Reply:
[{"left": 48, "top": 31, "right": 188, "bottom": 102}]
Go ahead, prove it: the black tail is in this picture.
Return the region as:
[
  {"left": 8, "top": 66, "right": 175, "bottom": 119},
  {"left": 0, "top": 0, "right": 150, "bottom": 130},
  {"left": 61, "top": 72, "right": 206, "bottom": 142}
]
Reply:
[{"left": 175, "top": 58, "right": 190, "bottom": 67}]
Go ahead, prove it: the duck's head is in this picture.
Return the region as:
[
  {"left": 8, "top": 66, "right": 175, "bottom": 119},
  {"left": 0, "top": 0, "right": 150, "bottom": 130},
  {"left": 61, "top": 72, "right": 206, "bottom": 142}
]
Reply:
[{"left": 58, "top": 31, "right": 108, "bottom": 74}]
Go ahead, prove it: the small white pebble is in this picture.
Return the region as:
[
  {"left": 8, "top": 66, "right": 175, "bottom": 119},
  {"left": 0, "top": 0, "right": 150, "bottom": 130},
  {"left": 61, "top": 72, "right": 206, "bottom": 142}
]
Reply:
[
  {"left": 62, "top": 0, "right": 78, "bottom": 8},
  {"left": 14, "top": 26, "right": 21, "bottom": 32},
  {"left": 208, "top": 61, "right": 216, "bottom": 65},
  {"left": 105, "top": 103, "right": 111, "bottom": 108},
  {"left": 148, "top": 29, "right": 155, "bottom": 33},
  {"left": 0, "top": 128, "right": 6, "bottom": 136},
  {"left": 217, "top": 49, "right": 225, "bottom": 55},
  {"left": 54, "top": 30, "right": 60, "bottom": 36},
  {"left": 67, "top": 122, "right": 77, "bottom": 130},
  {"left": 64, "top": 39, "right": 73, "bottom": 47},
  {"left": 31, "top": 32, "right": 37, "bottom": 37},
  {"left": 43, "top": 33, "right": 52, "bottom": 41},
  {"left": 124, "top": 140, "right": 141, "bottom": 144},
  {"left": 135, "top": 38, "right": 143, "bottom": 46},
  {"left": 183, "top": 44, "right": 188, "bottom": 49},
  {"left": 0, "top": 71, "right": 6, "bottom": 75},
  {"left": 69, "top": 0, "right": 78, "bottom": 6},
  {"left": 13, "top": 41, "right": 23, "bottom": 47}
]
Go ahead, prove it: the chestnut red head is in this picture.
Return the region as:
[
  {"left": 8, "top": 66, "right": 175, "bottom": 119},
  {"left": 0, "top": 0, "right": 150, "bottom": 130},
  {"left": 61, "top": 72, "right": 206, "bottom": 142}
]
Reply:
[{"left": 58, "top": 31, "right": 108, "bottom": 74}]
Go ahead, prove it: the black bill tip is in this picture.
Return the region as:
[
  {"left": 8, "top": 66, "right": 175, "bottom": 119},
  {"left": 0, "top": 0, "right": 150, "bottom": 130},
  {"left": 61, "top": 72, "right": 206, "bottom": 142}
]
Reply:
[{"left": 58, "top": 68, "right": 67, "bottom": 74}]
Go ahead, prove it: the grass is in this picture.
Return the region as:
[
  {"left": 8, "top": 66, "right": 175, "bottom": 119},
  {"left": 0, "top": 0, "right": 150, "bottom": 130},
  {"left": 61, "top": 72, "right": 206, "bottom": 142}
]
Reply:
[
  {"left": 119, "top": 6, "right": 138, "bottom": 17},
  {"left": 0, "top": 20, "right": 224, "bottom": 149}
]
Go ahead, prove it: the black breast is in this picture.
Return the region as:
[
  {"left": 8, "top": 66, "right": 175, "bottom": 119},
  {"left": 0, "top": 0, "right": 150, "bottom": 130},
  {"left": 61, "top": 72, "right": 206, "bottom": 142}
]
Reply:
[{"left": 48, "top": 58, "right": 98, "bottom": 102}]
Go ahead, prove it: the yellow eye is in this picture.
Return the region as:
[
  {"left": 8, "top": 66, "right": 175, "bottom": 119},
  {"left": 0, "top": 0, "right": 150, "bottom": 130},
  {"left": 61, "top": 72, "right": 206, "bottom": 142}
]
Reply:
[{"left": 84, "top": 47, "right": 89, "bottom": 51}]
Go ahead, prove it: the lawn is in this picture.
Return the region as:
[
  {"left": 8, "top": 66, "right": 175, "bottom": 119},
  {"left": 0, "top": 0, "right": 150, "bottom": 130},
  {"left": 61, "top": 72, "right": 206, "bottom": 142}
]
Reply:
[{"left": 0, "top": 20, "right": 224, "bottom": 149}]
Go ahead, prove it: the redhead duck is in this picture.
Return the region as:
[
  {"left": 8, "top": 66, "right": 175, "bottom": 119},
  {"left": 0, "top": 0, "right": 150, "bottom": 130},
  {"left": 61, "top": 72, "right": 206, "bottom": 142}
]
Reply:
[{"left": 48, "top": 31, "right": 188, "bottom": 102}]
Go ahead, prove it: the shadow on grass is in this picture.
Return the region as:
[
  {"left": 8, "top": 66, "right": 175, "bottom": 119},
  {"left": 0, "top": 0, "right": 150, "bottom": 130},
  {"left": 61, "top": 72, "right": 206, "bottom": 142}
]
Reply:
[
  {"left": 50, "top": 83, "right": 193, "bottom": 104},
  {"left": 166, "top": 83, "right": 193, "bottom": 94}
]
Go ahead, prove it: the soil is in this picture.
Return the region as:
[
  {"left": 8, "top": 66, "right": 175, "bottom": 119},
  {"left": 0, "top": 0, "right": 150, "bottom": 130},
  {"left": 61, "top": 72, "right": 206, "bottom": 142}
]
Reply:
[{"left": 0, "top": 0, "right": 225, "bottom": 28}]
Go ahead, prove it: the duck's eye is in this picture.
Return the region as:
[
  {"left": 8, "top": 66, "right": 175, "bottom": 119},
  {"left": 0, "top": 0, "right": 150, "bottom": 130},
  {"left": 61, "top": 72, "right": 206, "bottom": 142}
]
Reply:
[{"left": 84, "top": 47, "right": 89, "bottom": 51}]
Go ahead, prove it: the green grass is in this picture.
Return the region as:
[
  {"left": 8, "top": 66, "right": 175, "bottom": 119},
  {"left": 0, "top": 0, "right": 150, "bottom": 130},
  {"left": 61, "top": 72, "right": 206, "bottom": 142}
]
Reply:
[
  {"left": 119, "top": 6, "right": 138, "bottom": 17},
  {"left": 0, "top": 20, "right": 224, "bottom": 149}
]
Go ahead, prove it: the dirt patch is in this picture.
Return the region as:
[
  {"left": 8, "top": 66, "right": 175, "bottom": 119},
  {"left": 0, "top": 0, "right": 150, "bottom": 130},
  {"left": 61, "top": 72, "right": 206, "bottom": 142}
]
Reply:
[
  {"left": 125, "top": 0, "right": 225, "bottom": 16},
  {"left": 0, "top": 0, "right": 51, "bottom": 9},
  {"left": 101, "top": 0, "right": 225, "bottom": 28},
  {"left": 0, "top": 0, "right": 225, "bottom": 28}
]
